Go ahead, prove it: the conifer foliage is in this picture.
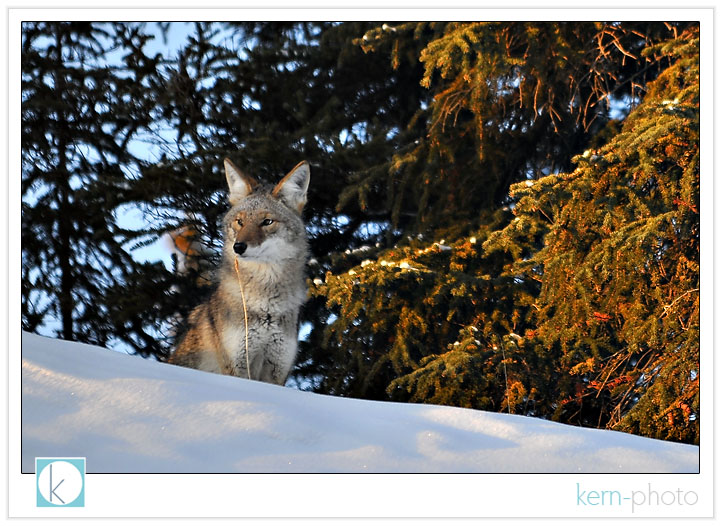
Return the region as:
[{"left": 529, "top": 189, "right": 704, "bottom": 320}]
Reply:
[{"left": 485, "top": 28, "right": 700, "bottom": 442}]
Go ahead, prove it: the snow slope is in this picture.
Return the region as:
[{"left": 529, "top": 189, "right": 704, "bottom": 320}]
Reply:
[{"left": 21, "top": 332, "right": 698, "bottom": 473}]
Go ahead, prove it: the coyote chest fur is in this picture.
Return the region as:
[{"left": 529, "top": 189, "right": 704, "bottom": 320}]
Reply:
[{"left": 169, "top": 158, "right": 310, "bottom": 385}]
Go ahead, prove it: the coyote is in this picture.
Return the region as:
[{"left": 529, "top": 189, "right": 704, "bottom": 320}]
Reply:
[{"left": 169, "top": 158, "right": 310, "bottom": 385}]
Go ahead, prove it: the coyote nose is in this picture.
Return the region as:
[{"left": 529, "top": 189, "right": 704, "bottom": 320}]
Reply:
[{"left": 234, "top": 241, "right": 247, "bottom": 255}]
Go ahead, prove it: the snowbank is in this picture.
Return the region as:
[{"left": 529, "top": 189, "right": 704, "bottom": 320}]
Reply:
[{"left": 21, "top": 332, "right": 698, "bottom": 473}]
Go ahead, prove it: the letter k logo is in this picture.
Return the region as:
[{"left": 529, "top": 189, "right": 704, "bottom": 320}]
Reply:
[{"left": 36, "top": 458, "right": 85, "bottom": 507}]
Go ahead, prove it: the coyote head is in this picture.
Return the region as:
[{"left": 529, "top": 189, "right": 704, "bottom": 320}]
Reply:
[{"left": 222, "top": 158, "right": 310, "bottom": 263}]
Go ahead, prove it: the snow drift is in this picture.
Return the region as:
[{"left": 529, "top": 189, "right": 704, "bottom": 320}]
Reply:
[{"left": 21, "top": 332, "right": 698, "bottom": 473}]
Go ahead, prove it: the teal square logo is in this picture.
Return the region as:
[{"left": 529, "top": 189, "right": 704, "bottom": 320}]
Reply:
[{"left": 36, "top": 458, "right": 85, "bottom": 507}]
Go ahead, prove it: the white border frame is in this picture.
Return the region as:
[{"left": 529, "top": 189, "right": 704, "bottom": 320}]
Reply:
[{"left": 6, "top": 3, "right": 715, "bottom": 521}]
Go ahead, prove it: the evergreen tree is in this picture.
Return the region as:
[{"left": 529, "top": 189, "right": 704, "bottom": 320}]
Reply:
[
  {"left": 22, "top": 22, "right": 173, "bottom": 355},
  {"left": 311, "top": 23, "right": 685, "bottom": 398},
  {"left": 485, "top": 26, "right": 700, "bottom": 442}
]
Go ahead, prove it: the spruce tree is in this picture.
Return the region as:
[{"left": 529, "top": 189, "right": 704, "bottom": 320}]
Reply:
[
  {"left": 311, "top": 23, "right": 684, "bottom": 399},
  {"left": 485, "top": 26, "right": 700, "bottom": 442},
  {"left": 21, "top": 22, "right": 173, "bottom": 355}
]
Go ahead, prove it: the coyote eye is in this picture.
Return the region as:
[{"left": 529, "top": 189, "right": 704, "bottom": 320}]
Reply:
[
  {"left": 236, "top": 219, "right": 243, "bottom": 227},
  {"left": 261, "top": 218, "right": 275, "bottom": 227}
]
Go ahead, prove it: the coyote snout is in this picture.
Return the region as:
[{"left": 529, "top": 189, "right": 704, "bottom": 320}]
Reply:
[
  {"left": 169, "top": 157, "right": 310, "bottom": 385},
  {"left": 234, "top": 241, "right": 247, "bottom": 255}
]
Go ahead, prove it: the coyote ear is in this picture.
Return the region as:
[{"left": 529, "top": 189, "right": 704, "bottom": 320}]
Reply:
[
  {"left": 224, "top": 158, "right": 257, "bottom": 205},
  {"left": 272, "top": 161, "right": 310, "bottom": 213}
]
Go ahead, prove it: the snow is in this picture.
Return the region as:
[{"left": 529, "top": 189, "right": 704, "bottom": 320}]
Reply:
[{"left": 21, "top": 332, "right": 698, "bottom": 474}]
